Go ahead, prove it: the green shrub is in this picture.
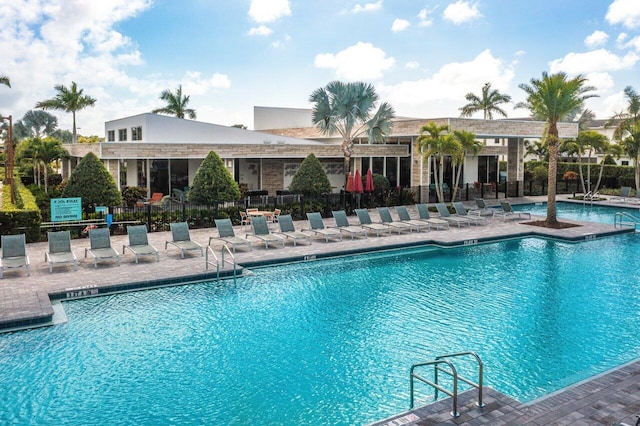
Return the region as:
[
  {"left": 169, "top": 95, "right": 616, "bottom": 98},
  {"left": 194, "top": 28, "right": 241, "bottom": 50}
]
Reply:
[
  {"left": 289, "top": 153, "right": 332, "bottom": 197},
  {"left": 122, "top": 186, "right": 147, "bottom": 207},
  {"left": 188, "top": 150, "right": 241, "bottom": 203},
  {"left": 62, "top": 152, "right": 122, "bottom": 211},
  {"left": 0, "top": 180, "right": 41, "bottom": 242}
]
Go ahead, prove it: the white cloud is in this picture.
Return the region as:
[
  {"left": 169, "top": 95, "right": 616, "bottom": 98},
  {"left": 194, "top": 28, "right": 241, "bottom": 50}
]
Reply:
[
  {"left": 271, "top": 34, "right": 292, "bottom": 49},
  {"left": 248, "top": 0, "right": 291, "bottom": 23},
  {"left": 352, "top": 1, "right": 383, "bottom": 14},
  {"left": 248, "top": 25, "right": 273, "bottom": 36},
  {"left": 378, "top": 49, "right": 515, "bottom": 117},
  {"left": 417, "top": 8, "right": 434, "bottom": 27},
  {"left": 585, "top": 72, "right": 615, "bottom": 94},
  {"left": 391, "top": 18, "right": 410, "bottom": 32},
  {"left": 405, "top": 61, "right": 420, "bottom": 69},
  {"left": 584, "top": 30, "right": 609, "bottom": 49},
  {"left": 314, "top": 42, "right": 395, "bottom": 80},
  {"left": 515, "top": 50, "right": 526, "bottom": 57},
  {"left": 617, "top": 32, "right": 628, "bottom": 44},
  {"left": 606, "top": 0, "right": 640, "bottom": 29},
  {"left": 442, "top": 1, "right": 481, "bottom": 25},
  {"left": 182, "top": 72, "right": 231, "bottom": 96},
  {"left": 549, "top": 49, "right": 639, "bottom": 74},
  {"left": 622, "top": 35, "right": 640, "bottom": 51},
  {"left": 602, "top": 90, "right": 628, "bottom": 116}
]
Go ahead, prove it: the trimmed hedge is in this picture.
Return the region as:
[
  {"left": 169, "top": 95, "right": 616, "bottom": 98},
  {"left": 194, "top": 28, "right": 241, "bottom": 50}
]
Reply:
[
  {"left": 525, "top": 161, "right": 636, "bottom": 188},
  {"left": 0, "top": 180, "right": 42, "bottom": 243}
]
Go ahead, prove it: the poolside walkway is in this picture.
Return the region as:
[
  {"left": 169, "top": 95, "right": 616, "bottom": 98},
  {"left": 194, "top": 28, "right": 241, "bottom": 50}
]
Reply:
[{"left": 1, "top": 195, "right": 639, "bottom": 424}]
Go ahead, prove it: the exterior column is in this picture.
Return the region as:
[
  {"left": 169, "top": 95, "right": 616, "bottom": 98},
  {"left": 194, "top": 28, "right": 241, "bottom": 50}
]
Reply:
[{"left": 507, "top": 138, "right": 524, "bottom": 196}]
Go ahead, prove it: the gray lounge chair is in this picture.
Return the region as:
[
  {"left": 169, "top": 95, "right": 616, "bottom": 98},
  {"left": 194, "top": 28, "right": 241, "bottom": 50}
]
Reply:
[
  {"left": 46, "top": 230, "right": 77, "bottom": 272},
  {"left": 611, "top": 186, "right": 632, "bottom": 203},
  {"left": 332, "top": 210, "right": 368, "bottom": 239},
  {"left": 416, "top": 204, "right": 449, "bottom": 230},
  {"left": 453, "top": 202, "right": 487, "bottom": 226},
  {"left": 165, "top": 222, "right": 204, "bottom": 258},
  {"left": 85, "top": 228, "right": 121, "bottom": 268},
  {"left": 355, "top": 208, "right": 391, "bottom": 236},
  {"left": 472, "top": 198, "right": 499, "bottom": 217},
  {"left": 377, "top": 207, "right": 414, "bottom": 233},
  {"left": 1, "top": 234, "right": 30, "bottom": 278},
  {"left": 277, "top": 214, "right": 311, "bottom": 246},
  {"left": 209, "top": 218, "right": 253, "bottom": 252},
  {"left": 123, "top": 225, "right": 159, "bottom": 263},
  {"left": 395, "top": 205, "right": 430, "bottom": 232},
  {"left": 435, "top": 203, "right": 471, "bottom": 227},
  {"left": 249, "top": 216, "right": 285, "bottom": 249},
  {"left": 495, "top": 201, "right": 531, "bottom": 221},
  {"left": 306, "top": 212, "right": 343, "bottom": 242}
]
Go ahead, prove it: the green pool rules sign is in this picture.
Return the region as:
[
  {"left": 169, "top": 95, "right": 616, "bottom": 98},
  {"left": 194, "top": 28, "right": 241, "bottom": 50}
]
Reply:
[{"left": 51, "top": 198, "right": 82, "bottom": 222}]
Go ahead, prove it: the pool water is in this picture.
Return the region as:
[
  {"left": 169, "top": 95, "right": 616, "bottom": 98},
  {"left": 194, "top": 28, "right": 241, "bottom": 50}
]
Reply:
[
  {"left": 514, "top": 200, "right": 640, "bottom": 224},
  {"left": 3, "top": 234, "right": 640, "bottom": 425}
]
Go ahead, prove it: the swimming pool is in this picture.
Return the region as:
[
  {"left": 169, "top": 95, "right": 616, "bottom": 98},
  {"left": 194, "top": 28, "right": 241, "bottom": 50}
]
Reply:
[
  {"left": 2, "top": 233, "right": 640, "bottom": 425},
  {"left": 514, "top": 200, "right": 640, "bottom": 224}
]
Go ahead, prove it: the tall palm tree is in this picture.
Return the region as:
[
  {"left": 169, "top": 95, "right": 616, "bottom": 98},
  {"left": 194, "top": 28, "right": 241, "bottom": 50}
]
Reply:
[
  {"left": 152, "top": 85, "right": 197, "bottom": 119},
  {"left": 451, "top": 130, "right": 483, "bottom": 202},
  {"left": 592, "top": 140, "right": 622, "bottom": 194},
  {"left": 459, "top": 82, "right": 512, "bottom": 120},
  {"left": 0, "top": 75, "right": 10, "bottom": 88},
  {"left": 517, "top": 72, "right": 597, "bottom": 224},
  {"left": 35, "top": 81, "right": 96, "bottom": 144},
  {"left": 20, "top": 110, "right": 58, "bottom": 139},
  {"left": 416, "top": 122, "right": 460, "bottom": 202},
  {"left": 38, "top": 137, "right": 69, "bottom": 194},
  {"left": 309, "top": 81, "right": 395, "bottom": 182},
  {"left": 562, "top": 130, "right": 607, "bottom": 195},
  {"left": 607, "top": 86, "right": 640, "bottom": 191}
]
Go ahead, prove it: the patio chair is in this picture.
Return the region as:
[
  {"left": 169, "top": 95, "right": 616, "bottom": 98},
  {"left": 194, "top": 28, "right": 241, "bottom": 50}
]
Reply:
[
  {"left": 331, "top": 210, "right": 368, "bottom": 239},
  {"left": 46, "top": 230, "right": 77, "bottom": 273},
  {"left": 354, "top": 208, "right": 392, "bottom": 237},
  {"left": 277, "top": 214, "right": 311, "bottom": 246},
  {"left": 209, "top": 219, "right": 253, "bottom": 253},
  {"left": 453, "top": 202, "right": 488, "bottom": 226},
  {"left": 306, "top": 212, "right": 343, "bottom": 242},
  {"left": 165, "top": 222, "right": 204, "bottom": 258},
  {"left": 395, "top": 205, "right": 430, "bottom": 232},
  {"left": 239, "top": 211, "right": 251, "bottom": 230},
  {"left": 435, "top": 203, "right": 471, "bottom": 228},
  {"left": 416, "top": 204, "right": 449, "bottom": 230},
  {"left": 1, "top": 234, "right": 30, "bottom": 278},
  {"left": 377, "top": 207, "right": 414, "bottom": 233},
  {"left": 495, "top": 201, "right": 531, "bottom": 221},
  {"left": 85, "top": 228, "right": 121, "bottom": 268},
  {"left": 611, "top": 186, "right": 632, "bottom": 203},
  {"left": 249, "top": 216, "right": 285, "bottom": 249},
  {"left": 123, "top": 225, "right": 159, "bottom": 263}
]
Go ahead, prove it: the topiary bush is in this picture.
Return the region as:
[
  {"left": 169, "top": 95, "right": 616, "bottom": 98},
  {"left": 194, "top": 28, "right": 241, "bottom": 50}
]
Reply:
[
  {"left": 188, "top": 150, "right": 241, "bottom": 203},
  {"left": 62, "top": 152, "right": 122, "bottom": 212},
  {"left": 289, "top": 153, "right": 332, "bottom": 197}
]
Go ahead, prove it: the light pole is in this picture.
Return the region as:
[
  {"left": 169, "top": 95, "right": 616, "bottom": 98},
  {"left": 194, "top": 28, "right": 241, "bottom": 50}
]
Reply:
[{"left": 1, "top": 115, "right": 15, "bottom": 204}]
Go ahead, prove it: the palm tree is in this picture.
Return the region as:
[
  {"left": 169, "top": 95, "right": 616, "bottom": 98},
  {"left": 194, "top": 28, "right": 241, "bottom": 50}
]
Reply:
[
  {"left": 309, "top": 81, "right": 395, "bottom": 182},
  {"left": 35, "top": 81, "right": 96, "bottom": 144},
  {"left": 38, "top": 137, "right": 69, "bottom": 194},
  {"left": 416, "top": 122, "right": 460, "bottom": 202},
  {"left": 459, "top": 82, "right": 512, "bottom": 120},
  {"left": 0, "top": 75, "right": 10, "bottom": 88},
  {"left": 19, "top": 110, "right": 58, "bottom": 139},
  {"left": 592, "top": 140, "right": 622, "bottom": 194},
  {"left": 450, "top": 130, "right": 483, "bottom": 201},
  {"left": 517, "top": 72, "right": 597, "bottom": 224},
  {"left": 562, "top": 130, "right": 608, "bottom": 195},
  {"left": 152, "top": 85, "right": 197, "bottom": 119},
  {"left": 607, "top": 86, "right": 640, "bottom": 191}
]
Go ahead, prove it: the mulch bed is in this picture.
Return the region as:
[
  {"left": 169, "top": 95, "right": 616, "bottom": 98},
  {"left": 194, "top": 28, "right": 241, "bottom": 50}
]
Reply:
[{"left": 522, "top": 220, "right": 581, "bottom": 229}]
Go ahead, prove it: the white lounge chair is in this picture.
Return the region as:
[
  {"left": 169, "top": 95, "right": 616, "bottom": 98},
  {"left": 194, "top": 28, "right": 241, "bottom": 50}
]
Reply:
[
  {"left": 332, "top": 210, "right": 369, "bottom": 239},
  {"left": 395, "top": 205, "right": 430, "bottom": 232},
  {"left": 435, "top": 203, "right": 471, "bottom": 227},
  {"left": 416, "top": 204, "right": 449, "bottom": 230},
  {"left": 495, "top": 201, "right": 531, "bottom": 221},
  {"left": 377, "top": 207, "right": 414, "bottom": 233},
  {"left": 453, "top": 202, "right": 487, "bottom": 226},
  {"left": 354, "top": 209, "right": 391, "bottom": 237}
]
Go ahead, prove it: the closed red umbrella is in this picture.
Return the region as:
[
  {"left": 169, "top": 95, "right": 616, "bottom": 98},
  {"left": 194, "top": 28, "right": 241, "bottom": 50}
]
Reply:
[
  {"left": 346, "top": 173, "right": 354, "bottom": 192},
  {"left": 365, "top": 169, "right": 374, "bottom": 192},
  {"left": 354, "top": 170, "right": 363, "bottom": 193}
]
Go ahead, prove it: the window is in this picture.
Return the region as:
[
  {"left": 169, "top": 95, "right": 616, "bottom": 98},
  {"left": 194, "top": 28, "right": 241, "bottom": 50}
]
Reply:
[
  {"left": 107, "top": 130, "right": 115, "bottom": 142},
  {"left": 118, "top": 128, "right": 127, "bottom": 141},
  {"left": 622, "top": 161, "right": 629, "bottom": 166},
  {"left": 131, "top": 126, "right": 142, "bottom": 141}
]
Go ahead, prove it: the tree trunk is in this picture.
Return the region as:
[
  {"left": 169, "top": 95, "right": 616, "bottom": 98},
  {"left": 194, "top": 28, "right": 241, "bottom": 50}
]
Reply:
[
  {"left": 451, "top": 163, "right": 462, "bottom": 202},
  {"left": 636, "top": 151, "right": 640, "bottom": 193},
  {"left": 593, "top": 160, "right": 604, "bottom": 194},
  {"left": 546, "top": 126, "right": 559, "bottom": 225},
  {"left": 72, "top": 111, "right": 77, "bottom": 144},
  {"left": 577, "top": 154, "right": 585, "bottom": 194},
  {"left": 438, "top": 155, "right": 445, "bottom": 202},
  {"left": 342, "top": 139, "right": 353, "bottom": 190}
]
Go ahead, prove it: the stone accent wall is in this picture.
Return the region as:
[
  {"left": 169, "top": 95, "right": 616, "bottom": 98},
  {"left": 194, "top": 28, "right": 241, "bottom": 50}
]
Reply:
[{"left": 261, "top": 158, "right": 284, "bottom": 194}]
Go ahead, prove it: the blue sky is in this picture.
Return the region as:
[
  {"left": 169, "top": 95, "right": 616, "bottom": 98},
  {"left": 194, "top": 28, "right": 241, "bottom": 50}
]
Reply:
[{"left": 1, "top": 0, "right": 640, "bottom": 136}]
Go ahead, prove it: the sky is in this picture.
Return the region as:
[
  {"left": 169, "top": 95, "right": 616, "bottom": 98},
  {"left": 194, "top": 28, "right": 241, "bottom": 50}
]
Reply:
[{"left": 1, "top": 0, "right": 640, "bottom": 137}]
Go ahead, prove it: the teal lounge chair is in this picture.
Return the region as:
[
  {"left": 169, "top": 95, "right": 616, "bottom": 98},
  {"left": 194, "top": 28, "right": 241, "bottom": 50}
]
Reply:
[
  {"left": 249, "top": 216, "right": 285, "bottom": 249},
  {"left": 355, "top": 208, "right": 391, "bottom": 236},
  {"left": 277, "top": 215, "right": 311, "bottom": 246},
  {"left": 306, "top": 212, "right": 343, "bottom": 242},
  {"left": 85, "top": 228, "right": 121, "bottom": 268},
  {"left": 209, "top": 219, "right": 252, "bottom": 253},
  {"left": 332, "top": 210, "right": 368, "bottom": 239},
  {"left": 453, "top": 202, "right": 487, "bottom": 226},
  {"left": 416, "top": 204, "right": 449, "bottom": 230},
  {"left": 611, "top": 186, "right": 632, "bottom": 203},
  {"left": 495, "top": 201, "right": 531, "bottom": 221},
  {"left": 472, "top": 198, "right": 499, "bottom": 217},
  {"left": 377, "top": 207, "right": 414, "bottom": 233},
  {"left": 123, "top": 225, "right": 160, "bottom": 263},
  {"left": 1, "top": 234, "right": 30, "bottom": 278},
  {"left": 395, "top": 206, "right": 430, "bottom": 232},
  {"left": 435, "top": 203, "right": 471, "bottom": 227},
  {"left": 165, "top": 222, "right": 204, "bottom": 258},
  {"left": 46, "top": 230, "right": 77, "bottom": 272}
]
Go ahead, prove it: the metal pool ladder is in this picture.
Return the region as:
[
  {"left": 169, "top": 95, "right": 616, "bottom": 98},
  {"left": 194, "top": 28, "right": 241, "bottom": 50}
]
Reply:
[
  {"left": 410, "top": 351, "right": 484, "bottom": 417},
  {"left": 205, "top": 244, "right": 237, "bottom": 280},
  {"left": 614, "top": 211, "right": 640, "bottom": 230}
]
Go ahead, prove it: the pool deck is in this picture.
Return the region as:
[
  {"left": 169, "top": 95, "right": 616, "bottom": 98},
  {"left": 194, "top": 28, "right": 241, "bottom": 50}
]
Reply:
[{"left": 2, "top": 195, "right": 640, "bottom": 425}]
